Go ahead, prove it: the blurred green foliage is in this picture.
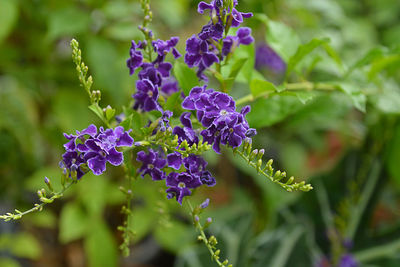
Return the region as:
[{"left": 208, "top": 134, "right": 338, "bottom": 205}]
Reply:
[{"left": 0, "top": 0, "right": 400, "bottom": 266}]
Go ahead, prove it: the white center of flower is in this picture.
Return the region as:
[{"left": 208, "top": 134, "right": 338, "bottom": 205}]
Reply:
[
  {"left": 178, "top": 182, "right": 186, "bottom": 189},
  {"left": 220, "top": 109, "right": 228, "bottom": 116},
  {"left": 148, "top": 164, "right": 154, "bottom": 169},
  {"left": 147, "top": 91, "right": 153, "bottom": 97}
]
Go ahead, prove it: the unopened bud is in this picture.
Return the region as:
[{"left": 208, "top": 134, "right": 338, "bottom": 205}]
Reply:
[
  {"left": 204, "top": 217, "right": 213, "bottom": 229},
  {"left": 44, "top": 177, "right": 54, "bottom": 191},
  {"left": 200, "top": 198, "right": 210, "bottom": 209},
  {"left": 257, "top": 149, "right": 265, "bottom": 160}
]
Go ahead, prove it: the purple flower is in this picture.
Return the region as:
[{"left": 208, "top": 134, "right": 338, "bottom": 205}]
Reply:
[
  {"left": 200, "top": 198, "right": 210, "bottom": 209},
  {"left": 138, "top": 63, "right": 163, "bottom": 86},
  {"left": 182, "top": 86, "right": 255, "bottom": 153},
  {"left": 167, "top": 152, "right": 183, "bottom": 170},
  {"left": 184, "top": 35, "right": 219, "bottom": 68},
  {"left": 237, "top": 27, "right": 254, "bottom": 45},
  {"left": 229, "top": 8, "right": 253, "bottom": 28},
  {"left": 133, "top": 79, "right": 160, "bottom": 112},
  {"left": 339, "top": 254, "right": 358, "bottom": 267},
  {"left": 172, "top": 112, "right": 199, "bottom": 146},
  {"left": 200, "top": 171, "right": 216, "bottom": 186},
  {"left": 255, "top": 43, "right": 287, "bottom": 74},
  {"left": 63, "top": 124, "right": 97, "bottom": 152},
  {"left": 152, "top": 37, "right": 181, "bottom": 62},
  {"left": 222, "top": 27, "right": 254, "bottom": 56},
  {"left": 198, "top": 22, "right": 224, "bottom": 41},
  {"left": 60, "top": 151, "right": 86, "bottom": 179},
  {"left": 197, "top": 1, "right": 221, "bottom": 15},
  {"left": 186, "top": 0, "right": 253, "bottom": 79},
  {"left": 137, "top": 149, "right": 167, "bottom": 180},
  {"left": 161, "top": 78, "right": 179, "bottom": 95},
  {"left": 159, "top": 110, "right": 173, "bottom": 132},
  {"left": 127, "top": 41, "right": 144, "bottom": 75},
  {"left": 61, "top": 125, "right": 134, "bottom": 178},
  {"left": 166, "top": 172, "right": 202, "bottom": 204}
]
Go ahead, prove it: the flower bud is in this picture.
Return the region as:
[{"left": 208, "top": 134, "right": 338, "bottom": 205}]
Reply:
[
  {"left": 200, "top": 198, "right": 210, "bottom": 209},
  {"left": 44, "top": 177, "right": 54, "bottom": 192},
  {"left": 204, "top": 217, "right": 213, "bottom": 229},
  {"left": 257, "top": 149, "right": 265, "bottom": 160}
]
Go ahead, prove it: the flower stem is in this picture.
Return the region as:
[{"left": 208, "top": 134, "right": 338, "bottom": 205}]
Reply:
[
  {"left": 235, "top": 81, "right": 338, "bottom": 106},
  {"left": 0, "top": 182, "right": 74, "bottom": 222},
  {"left": 186, "top": 200, "right": 231, "bottom": 267}
]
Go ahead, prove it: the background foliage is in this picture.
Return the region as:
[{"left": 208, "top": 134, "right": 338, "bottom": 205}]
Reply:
[{"left": 0, "top": 0, "right": 399, "bottom": 266}]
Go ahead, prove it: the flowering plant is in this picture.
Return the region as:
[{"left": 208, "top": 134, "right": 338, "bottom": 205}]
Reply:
[
  {"left": 4, "top": 0, "right": 400, "bottom": 266},
  {"left": 0, "top": 0, "right": 312, "bottom": 263}
]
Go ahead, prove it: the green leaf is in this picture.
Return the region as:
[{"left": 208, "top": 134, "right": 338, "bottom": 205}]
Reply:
[
  {"left": 11, "top": 233, "right": 42, "bottom": 260},
  {"left": 85, "top": 222, "right": 118, "bottom": 267},
  {"left": 229, "top": 58, "right": 248, "bottom": 79},
  {"left": 286, "top": 38, "right": 329, "bottom": 76},
  {"left": 59, "top": 202, "right": 88, "bottom": 243},
  {"left": 77, "top": 173, "right": 107, "bottom": 216},
  {"left": 322, "top": 42, "right": 343, "bottom": 67},
  {"left": 0, "top": 0, "right": 18, "bottom": 45},
  {"left": 368, "top": 54, "right": 400, "bottom": 79},
  {"left": 88, "top": 103, "right": 104, "bottom": 121},
  {"left": 155, "top": 221, "right": 194, "bottom": 253},
  {"left": 295, "top": 91, "right": 315, "bottom": 104},
  {"left": 255, "top": 14, "right": 301, "bottom": 62},
  {"left": 337, "top": 83, "right": 366, "bottom": 112},
  {"left": 47, "top": 7, "right": 91, "bottom": 40},
  {"left": 347, "top": 47, "right": 386, "bottom": 75},
  {"left": 372, "top": 85, "right": 400, "bottom": 114},
  {"left": 228, "top": 42, "right": 255, "bottom": 83},
  {"left": 250, "top": 79, "right": 277, "bottom": 97},
  {"left": 0, "top": 257, "right": 20, "bottom": 267},
  {"left": 105, "top": 107, "right": 116, "bottom": 121},
  {"left": 174, "top": 62, "right": 199, "bottom": 95},
  {"left": 120, "top": 114, "right": 133, "bottom": 131},
  {"left": 129, "top": 208, "right": 156, "bottom": 242},
  {"left": 165, "top": 92, "right": 182, "bottom": 113},
  {"left": 247, "top": 95, "right": 304, "bottom": 128}
]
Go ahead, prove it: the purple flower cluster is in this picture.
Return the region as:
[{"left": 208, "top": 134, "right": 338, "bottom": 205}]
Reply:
[
  {"left": 136, "top": 148, "right": 216, "bottom": 205},
  {"left": 127, "top": 37, "right": 181, "bottom": 112},
  {"left": 60, "top": 125, "right": 134, "bottom": 179},
  {"left": 136, "top": 111, "right": 218, "bottom": 205},
  {"left": 166, "top": 154, "right": 215, "bottom": 204},
  {"left": 182, "top": 86, "right": 256, "bottom": 153},
  {"left": 185, "top": 0, "right": 254, "bottom": 80}
]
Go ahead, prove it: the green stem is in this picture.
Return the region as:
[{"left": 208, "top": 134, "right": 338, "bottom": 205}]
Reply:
[
  {"left": 354, "top": 238, "right": 400, "bottom": 262},
  {"left": 0, "top": 182, "right": 74, "bottom": 222},
  {"left": 270, "top": 226, "right": 304, "bottom": 267},
  {"left": 235, "top": 82, "right": 337, "bottom": 106},
  {"left": 187, "top": 200, "right": 227, "bottom": 267},
  {"left": 234, "top": 149, "right": 312, "bottom": 192},
  {"left": 345, "top": 160, "right": 381, "bottom": 240}
]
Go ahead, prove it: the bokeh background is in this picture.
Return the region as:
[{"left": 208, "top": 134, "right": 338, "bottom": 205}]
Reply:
[{"left": 1, "top": 0, "right": 400, "bottom": 266}]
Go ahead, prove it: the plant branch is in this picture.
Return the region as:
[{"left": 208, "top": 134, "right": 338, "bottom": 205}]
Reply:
[{"left": 0, "top": 182, "right": 74, "bottom": 222}]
